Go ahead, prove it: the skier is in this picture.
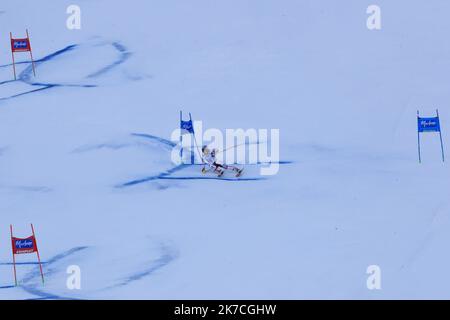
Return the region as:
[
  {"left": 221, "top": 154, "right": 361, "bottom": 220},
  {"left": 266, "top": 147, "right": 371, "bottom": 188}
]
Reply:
[{"left": 201, "top": 145, "right": 243, "bottom": 177}]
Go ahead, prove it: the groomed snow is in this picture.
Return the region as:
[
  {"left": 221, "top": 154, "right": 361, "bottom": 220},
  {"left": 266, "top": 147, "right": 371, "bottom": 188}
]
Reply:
[{"left": 1, "top": 0, "right": 450, "bottom": 299}]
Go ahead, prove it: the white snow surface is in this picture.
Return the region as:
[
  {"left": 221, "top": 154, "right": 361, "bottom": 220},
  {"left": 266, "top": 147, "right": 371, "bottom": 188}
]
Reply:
[{"left": 1, "top": 0, "right": 450, "bottom": 299}]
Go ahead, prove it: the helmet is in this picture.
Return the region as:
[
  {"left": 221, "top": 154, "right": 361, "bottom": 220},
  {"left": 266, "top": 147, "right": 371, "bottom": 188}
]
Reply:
[{"left": 202, "top": 145, "right": 210, "bottom": 155}]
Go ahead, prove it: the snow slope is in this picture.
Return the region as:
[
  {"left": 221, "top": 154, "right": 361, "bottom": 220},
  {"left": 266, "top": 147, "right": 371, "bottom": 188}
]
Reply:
[{"left": 1, "top": 0, "right": 450, "bottom": 299}]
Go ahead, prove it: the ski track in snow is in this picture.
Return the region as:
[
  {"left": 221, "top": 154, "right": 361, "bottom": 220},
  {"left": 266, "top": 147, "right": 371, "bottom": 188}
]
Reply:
[
  {"left": 74, "top": 132, "right": 281, "bottom": 188},
  {"left": 0, "top": 41, "right": 131, "bottom": 102},
  {"left": 72, "top": 132, "right": 292, "bottom": 187},
  {"left": 87, "top": 42, "right": 132, "bottom": 78},
  {"left": 72, "top": 133, "right": 176, "bottom": 155},
  {"left": 106, "top": 242, "right": 178, "bottom": 290},
  {"left": 0, "top": 262, "right": 48, "bottom": 266},
  {"left": 0, "top": 185, "right": 52, "bottom": 193},
  {"left": 114, "top": 133, "right": 292, "bottom": 187},
  {"left": 13, "top": 241, "right": 177, "bottom": 300},
  {"left": 18, "top": 247, "right": 88, "bottom": 300},
  {"left": 398, "top": 202, "right": 449, "bottom": 272}
]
